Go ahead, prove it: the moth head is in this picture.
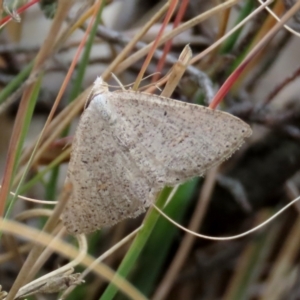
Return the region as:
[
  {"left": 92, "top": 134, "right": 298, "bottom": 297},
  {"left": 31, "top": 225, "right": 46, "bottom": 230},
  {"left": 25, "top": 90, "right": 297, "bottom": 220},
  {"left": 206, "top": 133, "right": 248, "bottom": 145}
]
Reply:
[{"left": 85, "top": 76, "right": 109, "bottom": 108}]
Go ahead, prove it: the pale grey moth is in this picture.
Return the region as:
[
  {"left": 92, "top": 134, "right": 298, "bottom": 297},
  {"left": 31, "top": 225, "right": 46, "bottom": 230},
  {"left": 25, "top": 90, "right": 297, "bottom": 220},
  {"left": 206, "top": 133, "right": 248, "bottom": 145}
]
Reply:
[{"left": 62, "top": 77, "right": 252, "bottom": 234}]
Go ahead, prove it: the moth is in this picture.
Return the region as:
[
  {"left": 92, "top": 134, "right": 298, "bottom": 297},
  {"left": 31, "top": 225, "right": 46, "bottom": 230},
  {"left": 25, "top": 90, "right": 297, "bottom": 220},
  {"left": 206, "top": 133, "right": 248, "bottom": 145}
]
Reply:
[{"left": 62, "top": 77, "right": 252, "bottom": 234}]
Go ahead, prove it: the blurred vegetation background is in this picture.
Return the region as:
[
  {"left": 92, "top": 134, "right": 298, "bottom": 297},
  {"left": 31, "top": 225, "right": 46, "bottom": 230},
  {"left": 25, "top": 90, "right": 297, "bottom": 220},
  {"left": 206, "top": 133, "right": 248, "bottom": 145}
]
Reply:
[{"left": 1, "top": 0, "right": 300, "bottom": 299}]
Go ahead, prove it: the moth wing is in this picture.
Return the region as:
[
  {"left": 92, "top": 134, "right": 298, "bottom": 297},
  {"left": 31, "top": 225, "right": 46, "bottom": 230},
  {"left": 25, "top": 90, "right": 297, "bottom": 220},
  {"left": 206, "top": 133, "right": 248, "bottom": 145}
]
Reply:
[
  {"left": 62, "top": 99, "right": 156, "bottom": 234},
  {"left": 63, "top": 88, "right": 252, "bottom": 234},
  {"left": 109, "top": 90, "right": 252, "bottom": 188}
]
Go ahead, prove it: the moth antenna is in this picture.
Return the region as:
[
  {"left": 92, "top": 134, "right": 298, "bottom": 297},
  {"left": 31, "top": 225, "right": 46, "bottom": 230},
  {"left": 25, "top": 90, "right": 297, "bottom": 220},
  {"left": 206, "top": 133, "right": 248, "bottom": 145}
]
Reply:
[
  {"left": 140, "top": 72, "right": 161, "bottom": 82},
  {"left": 155, "top": 84, "right": 162, "bottom": 92},
  {"left": 110, "top": 73, "right": 126, "bottom": 91},
  {"left": 110, "top": 72, "right": 162, "bottom": 91}
]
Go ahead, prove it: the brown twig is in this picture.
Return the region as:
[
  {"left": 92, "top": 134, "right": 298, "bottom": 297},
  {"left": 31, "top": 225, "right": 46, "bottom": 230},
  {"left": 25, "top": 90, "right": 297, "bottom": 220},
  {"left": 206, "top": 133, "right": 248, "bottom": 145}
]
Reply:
[
  {"left": 263, "top": 66, "right": 300, "bottom": 105},
  {"left": 133, "top": 0, "right": 178, "bottom": 90}
]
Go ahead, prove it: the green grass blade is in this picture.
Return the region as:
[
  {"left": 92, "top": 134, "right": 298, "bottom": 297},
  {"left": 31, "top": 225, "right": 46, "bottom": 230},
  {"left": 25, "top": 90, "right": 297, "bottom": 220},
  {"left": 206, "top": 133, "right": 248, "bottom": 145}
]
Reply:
[
  {"left": 101, "top": 181, "right": 199, "bottom": 300},
  {"left": 127, "top": 179, "right": 199, "bottom": 297}
]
